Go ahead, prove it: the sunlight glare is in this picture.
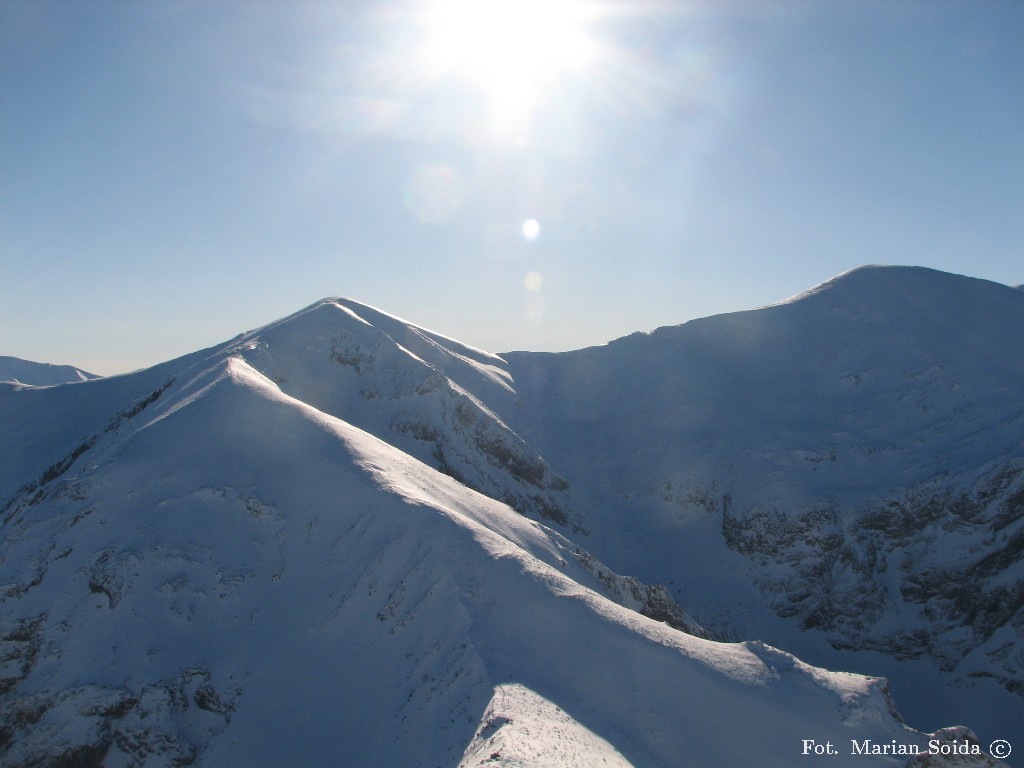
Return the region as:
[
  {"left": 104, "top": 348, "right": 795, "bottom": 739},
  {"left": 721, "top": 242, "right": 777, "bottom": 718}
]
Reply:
[{"left": 421, "top": 0, "right": 596, "bottom": 130}]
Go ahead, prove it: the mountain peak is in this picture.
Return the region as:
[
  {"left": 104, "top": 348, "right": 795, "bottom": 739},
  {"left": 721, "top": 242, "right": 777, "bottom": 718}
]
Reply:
[
  {"left": 309, "top": 296, "right": 505, "bottom": 362},
  {"left": 0, "top": 355, "right": 99, "bottom": 386},
  {"left": 778, "top": 263, "right": 1019, "bottom": 310}
]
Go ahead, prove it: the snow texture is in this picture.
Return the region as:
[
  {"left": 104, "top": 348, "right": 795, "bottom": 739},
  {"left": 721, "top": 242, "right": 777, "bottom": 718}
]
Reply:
[{"left": 1, "top": 265, "right": 1018, "bottom": 766}]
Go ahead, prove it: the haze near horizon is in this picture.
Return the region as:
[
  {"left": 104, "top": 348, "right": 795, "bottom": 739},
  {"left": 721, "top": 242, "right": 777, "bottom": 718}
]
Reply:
[{"left": 2, "top": 0, "right": 1022, "bottom": 375}]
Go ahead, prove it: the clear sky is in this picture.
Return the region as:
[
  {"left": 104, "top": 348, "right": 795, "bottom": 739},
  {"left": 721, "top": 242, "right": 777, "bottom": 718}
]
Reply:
[{"left": 2, "top": 0, "right": 1022, "bottom": 376}]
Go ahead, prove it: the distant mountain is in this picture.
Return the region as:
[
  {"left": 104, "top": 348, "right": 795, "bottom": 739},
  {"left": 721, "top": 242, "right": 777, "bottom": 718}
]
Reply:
[
  {"left": 0, "top": 355, "right": 99, "bottom": 386},
  {"left": 0, "top": 266, "right": 1016, "bottom": 766},
  {"left": 500, "top": 265, "right": 1024, "bottom": 747}
]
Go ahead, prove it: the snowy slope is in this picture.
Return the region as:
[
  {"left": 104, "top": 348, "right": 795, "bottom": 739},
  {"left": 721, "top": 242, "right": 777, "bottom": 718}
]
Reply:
[
  {"left": 0, "top": 355, "right": 99, "bottom": 386},
  {"left": 0, "top": 266, "right": 1015, "bottom": 765},
  {"left": 501, "top": 265, "right": 1024, "bottom": 747},
  {"left": 219, "top": 298, "right": 577, "bottom": 529},
  {"left": 1, "top": 350, "right": 972, "bottom": 767}
]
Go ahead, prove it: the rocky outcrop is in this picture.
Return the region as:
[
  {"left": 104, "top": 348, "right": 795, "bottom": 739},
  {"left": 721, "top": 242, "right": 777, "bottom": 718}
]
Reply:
[
  {"left": 719, "top": 459, "right": 1024, "bottom": 696},
  {"left": 0, "top": 670, "right": 238, "bottom": 767},
  {"left": 573, "top": 548, "right": 711, "bottom": 638}
]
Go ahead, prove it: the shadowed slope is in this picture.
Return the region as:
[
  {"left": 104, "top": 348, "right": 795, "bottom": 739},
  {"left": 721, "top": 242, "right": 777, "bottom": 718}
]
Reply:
[{"left": 502, "top": 265, "right": 1024, "bottom": 744}]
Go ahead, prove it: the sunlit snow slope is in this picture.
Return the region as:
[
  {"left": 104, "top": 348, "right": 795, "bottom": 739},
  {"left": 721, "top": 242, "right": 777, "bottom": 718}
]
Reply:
[{"left": 0, "top": 266, "right": 1015, "bottom": 766}]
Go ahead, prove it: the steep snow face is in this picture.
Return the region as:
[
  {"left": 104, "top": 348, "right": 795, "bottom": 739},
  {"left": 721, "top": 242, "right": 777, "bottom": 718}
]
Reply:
[
  {"left": 0, "top": 356, "right": 99, "bottom": 386},
  {"left": 219, "top": 298, "right": 576, "bottom": 528},
  {"left": 502, "top": 265, "right": 1024, "bottom": 745},
  {"left": 0, "top": 354, "right": 944, "bottom": 767}
]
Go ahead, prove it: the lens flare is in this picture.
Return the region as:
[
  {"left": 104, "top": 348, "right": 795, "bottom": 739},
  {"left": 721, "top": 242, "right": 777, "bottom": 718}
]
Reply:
[{"left": 524, "top": 271, "right": 544, "bottom": 291}]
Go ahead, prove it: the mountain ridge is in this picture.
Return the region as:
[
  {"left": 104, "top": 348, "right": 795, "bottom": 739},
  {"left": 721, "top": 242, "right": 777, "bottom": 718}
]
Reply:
[
  {"left": 499, "top": 264, "right": 1024, "bottom": 745},
  {"left": 2, "top": 264, "right": 1019, "bottom": 765},
  {"left": 0, "top": 356, "right": 99, "bottom": 387},
  {"left": 2, "top": 346, "right": 936, "bottom": 767}
]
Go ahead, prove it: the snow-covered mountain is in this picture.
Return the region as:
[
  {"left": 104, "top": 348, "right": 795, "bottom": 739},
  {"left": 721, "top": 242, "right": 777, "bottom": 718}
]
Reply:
[
  {"left": 1, "top": 265, "right": 1017, "bottom": 766},
  {"left": 500, "top": 265, "right": 1024, "bottom": 747},
  {"left": 0, "top": 355, "right": 98, "bottom": 386}
]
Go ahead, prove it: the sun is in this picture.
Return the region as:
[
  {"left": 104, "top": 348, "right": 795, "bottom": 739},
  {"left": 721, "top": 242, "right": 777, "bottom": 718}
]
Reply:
[{"left": 419, "top": 0, "right": 596, "bottom": 131}]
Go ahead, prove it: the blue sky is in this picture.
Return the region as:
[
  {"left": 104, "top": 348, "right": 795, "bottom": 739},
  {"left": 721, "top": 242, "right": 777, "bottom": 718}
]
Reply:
[{"left": 2, "top": 0, "right": 1022, "bottom": 375}]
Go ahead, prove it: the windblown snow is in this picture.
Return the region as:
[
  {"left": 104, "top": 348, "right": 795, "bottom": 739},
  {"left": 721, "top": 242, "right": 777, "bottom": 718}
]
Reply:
[{"left": 1, "top": 266, "right": 1018, "bottom": 766}]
